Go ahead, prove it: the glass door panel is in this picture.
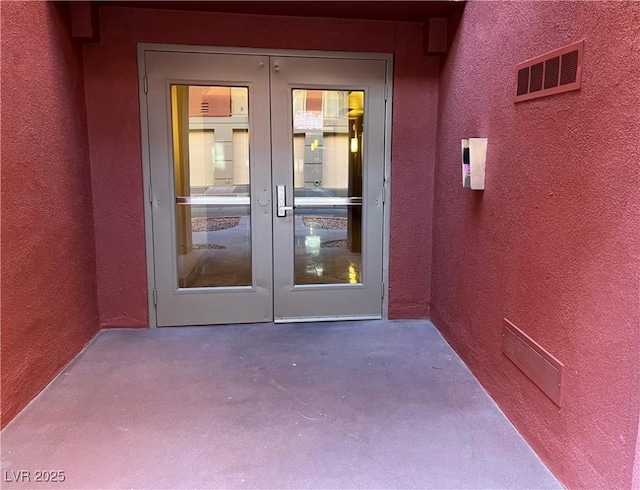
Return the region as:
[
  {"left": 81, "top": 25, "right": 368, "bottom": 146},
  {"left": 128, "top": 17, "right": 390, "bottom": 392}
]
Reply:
[
  {"left": 170, "top": 85, "right": 252, "bottom": 288},
  {"left": 291, "top": 89, "right": 364, "bottom": 285}
]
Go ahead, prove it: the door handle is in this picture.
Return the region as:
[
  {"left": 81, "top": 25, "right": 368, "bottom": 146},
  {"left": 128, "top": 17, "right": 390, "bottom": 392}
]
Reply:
[{"left": 276, "top": 184, "right": 294, "bottom": 217}]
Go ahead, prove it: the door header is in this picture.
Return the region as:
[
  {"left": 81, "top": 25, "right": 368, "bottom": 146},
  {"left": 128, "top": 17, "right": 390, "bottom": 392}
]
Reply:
[{"left": 138, "top": 43, "right": 393, "bottom": 64}]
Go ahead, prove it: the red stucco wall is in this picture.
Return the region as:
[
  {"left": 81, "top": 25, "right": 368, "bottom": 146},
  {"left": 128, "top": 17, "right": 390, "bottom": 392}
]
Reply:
[
  {"left": 431, "top": 2, "right": 640, "bottom": 488},
  {"left": 82, "top": 6, "right": 438, "bottom": 327},
  {"left": 635, "top": 425, "right": 640, "bottom": 489},
  {"left": 1, "top": 2, "right": 100, "bottom": 427}
]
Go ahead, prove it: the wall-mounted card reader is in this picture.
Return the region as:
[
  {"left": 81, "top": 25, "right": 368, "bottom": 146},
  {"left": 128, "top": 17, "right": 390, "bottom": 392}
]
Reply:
[{"left": 461, "top": 138, "right": 488, "bottom": 190}]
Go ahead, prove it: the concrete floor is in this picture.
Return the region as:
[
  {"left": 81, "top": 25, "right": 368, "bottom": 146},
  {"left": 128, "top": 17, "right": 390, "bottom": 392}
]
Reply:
[{"left": 1, "top": 320, "right": 561, "bottom": 489}]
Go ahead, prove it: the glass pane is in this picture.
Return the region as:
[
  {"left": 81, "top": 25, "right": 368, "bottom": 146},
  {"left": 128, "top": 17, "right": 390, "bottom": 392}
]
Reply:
[
  {"left": 171, "top": 85, "right": 251, "bottom": 288},
  {"left": 292, "top": 89, "right": 364, "bottom": 285}
]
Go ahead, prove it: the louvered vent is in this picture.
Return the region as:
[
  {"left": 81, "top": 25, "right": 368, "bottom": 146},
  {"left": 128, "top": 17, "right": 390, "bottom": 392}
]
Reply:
[
  {"left": 200, "top": 102, "right": 210, "bottom": 114},
  {"left": 543, "top": 56, "right": 560, "bottom": 89},
  {"left": 515, "top": 40, "right": 583, "bottom": 103},
  {"left": 516, "top": 67, "right": 529, "bottom": 96},
  {"left": 560, "top": 50, "right": 579, "bottom": 85}
]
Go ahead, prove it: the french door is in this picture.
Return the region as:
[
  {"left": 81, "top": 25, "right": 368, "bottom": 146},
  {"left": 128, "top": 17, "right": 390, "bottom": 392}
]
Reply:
[{"left": 143, "top": 50, "right": 388, "bottom": 326}]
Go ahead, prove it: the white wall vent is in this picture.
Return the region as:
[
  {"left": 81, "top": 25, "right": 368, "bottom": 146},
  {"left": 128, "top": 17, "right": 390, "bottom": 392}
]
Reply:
[{"left": 515, "top": 40, "right": 583, "bottom": 103}]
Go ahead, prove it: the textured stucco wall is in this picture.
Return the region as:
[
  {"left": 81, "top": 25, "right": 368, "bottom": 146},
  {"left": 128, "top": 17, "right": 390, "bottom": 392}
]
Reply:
[
  {"left": 1, "top": 2, "right": 100, "bottom": 427},
  {"left": 631, "top": 408, "right": 640, "bottom": 490},
  {"left": 83, "top": 6, "right": 438, "bottom": 327},
  {"left": 635, "top": 421, "right": 640, "bottom": 489},
  {"left": 431, "top": 1, "right": 640, "bottom": 488}
]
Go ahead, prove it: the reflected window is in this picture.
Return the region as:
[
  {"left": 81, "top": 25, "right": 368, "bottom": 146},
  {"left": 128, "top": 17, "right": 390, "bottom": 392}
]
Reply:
[
  {"left": 291, "top": 89, "right": 365, "bottom": 285},
  {"left": 171, "top": 85, "right": 252, "bottom": 288}
]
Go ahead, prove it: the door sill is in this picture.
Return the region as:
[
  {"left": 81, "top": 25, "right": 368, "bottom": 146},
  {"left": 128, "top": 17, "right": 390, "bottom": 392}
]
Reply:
[{"left": 274, "top": 315, "right": 382, "bottom": 324}]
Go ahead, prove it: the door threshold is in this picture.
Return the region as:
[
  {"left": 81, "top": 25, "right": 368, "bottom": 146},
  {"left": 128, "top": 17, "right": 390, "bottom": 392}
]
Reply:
[{"left": 274, "top": 315, "right": 382, "bottom": 324}]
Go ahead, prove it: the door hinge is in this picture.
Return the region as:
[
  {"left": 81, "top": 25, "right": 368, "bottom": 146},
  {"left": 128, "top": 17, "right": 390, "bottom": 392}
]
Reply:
[
  {"left": 381, "top": 281, "right": 385, "bottom": 298},
  {"left": 384, "top": 84, "right": 389, "bottom": 101},
  {"left": 148, "top": 184, "right": 153, "bottom": 204},
  {"left": 143, "top": 76, "right": 148, "bottom": 94},
  {"left": 152, "top": 289, "right": 158, "bottom": 306}
]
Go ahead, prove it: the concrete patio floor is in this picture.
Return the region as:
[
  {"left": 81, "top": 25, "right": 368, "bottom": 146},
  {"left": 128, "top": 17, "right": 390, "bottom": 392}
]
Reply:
[{"left": 1, "top": 320, "right": 561, "bottom": 489}]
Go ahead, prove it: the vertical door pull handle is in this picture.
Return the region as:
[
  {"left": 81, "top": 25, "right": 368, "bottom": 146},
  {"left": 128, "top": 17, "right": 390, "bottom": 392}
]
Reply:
[{"left": 276, "top": 184, "right": 294, "bottom": 217}]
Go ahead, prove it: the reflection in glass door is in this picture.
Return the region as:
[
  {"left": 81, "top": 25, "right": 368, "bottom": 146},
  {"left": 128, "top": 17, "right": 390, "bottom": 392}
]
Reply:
[
  {"left": 292, "top": 89, "right": 364, "bottom": 286},
  {"left": 171, "top": 85, "right": 252, "bottom": 288}
]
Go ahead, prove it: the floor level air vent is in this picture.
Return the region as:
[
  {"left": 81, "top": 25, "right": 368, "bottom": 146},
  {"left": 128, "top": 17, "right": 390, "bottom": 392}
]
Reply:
[
  {"left": 515, "top": 40, "right": 583, "bottom": 103},
  {"left": 502, "top": 318, "right": 564, "bottom": 406}
]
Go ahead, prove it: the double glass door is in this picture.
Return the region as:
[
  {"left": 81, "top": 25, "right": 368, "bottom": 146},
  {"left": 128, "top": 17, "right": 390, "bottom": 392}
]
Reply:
[{"left": 144, "top": 50, "right": 387, "bottom": 326}]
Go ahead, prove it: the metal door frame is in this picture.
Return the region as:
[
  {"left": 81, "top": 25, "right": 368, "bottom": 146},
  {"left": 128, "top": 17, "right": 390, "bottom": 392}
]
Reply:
[{"left": 137, "top": 44, "right": 393, "bottom": 327}]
